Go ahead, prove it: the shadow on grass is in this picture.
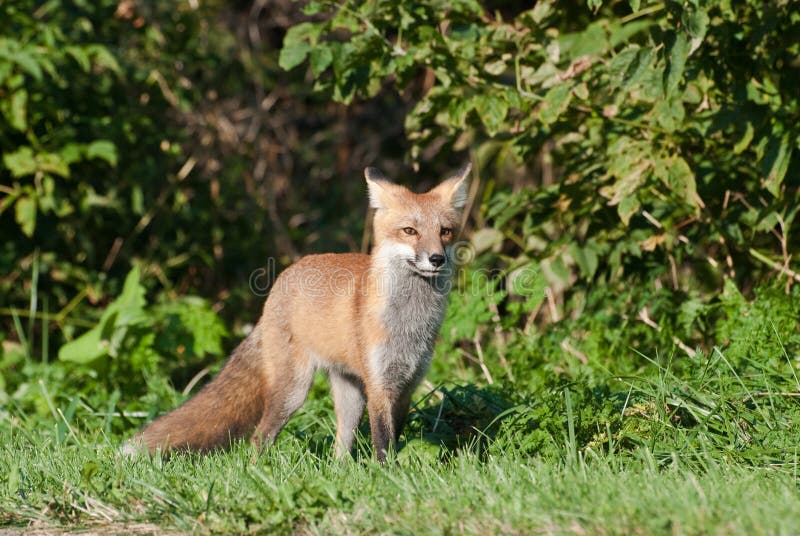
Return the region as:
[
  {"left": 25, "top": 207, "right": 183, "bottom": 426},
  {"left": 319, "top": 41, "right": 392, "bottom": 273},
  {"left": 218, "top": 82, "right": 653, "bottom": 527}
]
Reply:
[
  {"left": 292, "top": 382, "right": 518, "bottom": 462},
  {"left": 407, "top": 383, "right": 514, "bottom": 453}
]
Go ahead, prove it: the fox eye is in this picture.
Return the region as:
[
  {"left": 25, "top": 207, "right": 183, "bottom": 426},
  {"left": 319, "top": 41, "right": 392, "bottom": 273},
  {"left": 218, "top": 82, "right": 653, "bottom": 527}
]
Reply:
[
  {"left": 402, "top": 227, "right": 418, "bottom": 236},
  {"left": 440, "top": 227, "right": 453, "bottom": 238}
]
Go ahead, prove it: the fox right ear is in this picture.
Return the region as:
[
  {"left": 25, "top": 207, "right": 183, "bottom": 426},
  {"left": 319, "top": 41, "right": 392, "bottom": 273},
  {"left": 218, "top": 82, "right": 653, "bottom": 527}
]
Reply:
[
  {"left": 365, "top": 167, "right": 392, "bottom": 209},
  {"left": 432, "top": 162, "right": 471, "bottom": 209}
]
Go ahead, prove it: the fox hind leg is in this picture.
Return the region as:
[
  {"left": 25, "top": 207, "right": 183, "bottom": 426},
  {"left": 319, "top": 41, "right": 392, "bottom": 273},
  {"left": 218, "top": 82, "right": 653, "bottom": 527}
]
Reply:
[{"left": 250, "top": 359, "right": 315, "bottom": 448}]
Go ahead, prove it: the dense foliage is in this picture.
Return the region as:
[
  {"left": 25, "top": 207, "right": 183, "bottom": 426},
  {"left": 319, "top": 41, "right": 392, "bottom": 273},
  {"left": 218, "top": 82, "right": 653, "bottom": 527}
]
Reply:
[
  {"left": 1, "top": 0, "right": 414, "bottom": 416},
  {"left": 1, "top": 0, "right": 799, "bottom": 531},
  {"left": 284, "top": 0, "right": 800, "bottom": 353}
]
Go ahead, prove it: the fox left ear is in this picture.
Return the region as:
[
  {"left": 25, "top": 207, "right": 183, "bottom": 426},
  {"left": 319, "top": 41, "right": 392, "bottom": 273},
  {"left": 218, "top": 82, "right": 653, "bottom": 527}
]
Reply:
[{"left": 433, "top": 162, "right": 472, "bottom": 209}]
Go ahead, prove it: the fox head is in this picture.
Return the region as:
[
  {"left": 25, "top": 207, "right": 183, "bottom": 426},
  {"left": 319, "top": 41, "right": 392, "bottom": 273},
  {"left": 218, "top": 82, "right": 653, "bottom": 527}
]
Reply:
[{"left": 364, "top": 163, "right": 471, "bottom": 277}]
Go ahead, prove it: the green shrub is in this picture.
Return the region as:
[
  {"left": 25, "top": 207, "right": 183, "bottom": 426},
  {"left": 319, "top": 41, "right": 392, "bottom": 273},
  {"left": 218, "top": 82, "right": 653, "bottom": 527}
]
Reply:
[{"left": 284, "top": 0, "right": 800, "bottom": 357}]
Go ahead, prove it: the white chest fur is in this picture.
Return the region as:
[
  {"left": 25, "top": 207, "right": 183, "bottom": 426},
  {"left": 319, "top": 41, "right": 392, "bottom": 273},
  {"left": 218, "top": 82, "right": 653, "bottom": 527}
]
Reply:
[{"left": 369, "top": 267, "right": 451, "bottom": 391}]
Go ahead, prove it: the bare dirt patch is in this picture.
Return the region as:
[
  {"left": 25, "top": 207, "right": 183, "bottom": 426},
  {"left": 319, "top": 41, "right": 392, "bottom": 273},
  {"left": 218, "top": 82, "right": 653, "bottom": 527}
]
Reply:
[{"left": 0, "top": 523, "right": 182, "bottom": 535}]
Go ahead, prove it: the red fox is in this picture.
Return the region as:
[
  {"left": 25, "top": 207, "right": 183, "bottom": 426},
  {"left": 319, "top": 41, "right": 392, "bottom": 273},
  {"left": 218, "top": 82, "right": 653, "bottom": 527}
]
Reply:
[{"left": 125, "top": 163, "right": 471, "bottom": 461}]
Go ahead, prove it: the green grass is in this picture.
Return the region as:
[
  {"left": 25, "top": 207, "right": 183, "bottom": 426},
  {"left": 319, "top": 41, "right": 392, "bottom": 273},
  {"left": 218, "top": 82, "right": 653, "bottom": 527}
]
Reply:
[
  {"left": 3, "top": 282, "right": 800, "bottom": 534},
  {"left": 1, "top": 424, "right": 799, "bottom": 535},
  {"left": 2, "top": 364, "right": 800, "bottom": 535}
]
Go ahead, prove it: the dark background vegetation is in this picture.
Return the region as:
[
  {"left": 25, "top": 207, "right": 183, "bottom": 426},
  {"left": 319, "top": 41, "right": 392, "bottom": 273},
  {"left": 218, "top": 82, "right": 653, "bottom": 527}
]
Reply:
[{"left": 2, "top": 0, "right": 800, "bottom": 491}]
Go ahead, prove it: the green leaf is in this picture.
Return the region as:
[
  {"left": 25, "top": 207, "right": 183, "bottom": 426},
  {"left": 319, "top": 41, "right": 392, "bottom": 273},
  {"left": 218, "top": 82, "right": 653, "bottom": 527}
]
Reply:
[
  {"left": 761, "top": 134, "right": 792, "bottom": 197},
  {"left": 561, "top": 22, "right": 607, "bottom": 58},
  {"left": 58, "top": 323, "right": 107, "bottom": 364},
  {"left": 609, "top": 46, "right": 653, "bottom": 90},
  {"left": 663, "top": 31, "right": 688, "bottom": 96},
  {"left": 279, "top": 42, "right": 311, "bottom": 71},
  {"left": 283, "top": 22, "right": 318, "bottom": 46},
  {"left": 36, "top": 153, "right": 70, "bottom": 178},
  {"left": 543, "top": 255, "right": 570, "bottom": 288},
  {"left": 11, "top": 50, "right": 42, "bottom": 80},
  {"left": 682, "top": 5, "right": 709, "bottom": 40},
  {"left": 303, "top": 1, "right": 323, "bottom": 15},
  {"left": 471, "top": 228, "right": 504, "bottom": 254},
  {"left": 510, "top": 263, "right": 548, "bottom": 311},
  {"left": 309, "top": 46, "right": 333, "bottom": 76},
  {"left": 447, "top": 97, "right": 474, "bottom": 127},
  {"left": 609, "top": 47, "right": 640, "bottom": 86},
  {"left": 106, "top": 266, "right": 147, "bottom": 327},
  {"left": 280, "top": 22, "right": 323, "bottom": 71},
  {"left": 4, "top": 89, "right": 27, "bottom": 131},
  {"left": 652, "top": 97, "right": 685, "bottom": 132},
  {"left": 569, "top": 243, "right": 600, "bottom": 279},
  {"left": 628, "top": 0, "right": 640, "bottom": 11},
  {"left": 539, "top": 84, "right": 572, "bottom": 126},
  {"left": 572, "top": 82, "right": 589, "bottom": 100},
  {"left": 484, "top": 58, "right": 507, "bottom": 76},
  {"left": 60, "top": 143, "right": 84, "bottom": 165},
  {"left": 608, "top": 19, "right": 653, "bottom": 49},
  {"left": 529, "top": 2, "right": 554, "bottom": 24},
  {"left": 2, "top": 147, "right": 69, "bottom": 178},
  {"left": 14, "top": 196, "right": 36, "bottom": 237},
  {"left": 663, "top": 156, "right": 697, "bottom": 207},
  {"left": 625, "top": 48, "right": 654, "bottom": 89},
  {"left": 58, "top": 267, "right": 146, "bottom": 364},
  {"left": 65, "top": 45, "right": 91, "bottom": 72},
  {"left": 617, "top": 195, "right": 640, "bottom": 226},
  {"left": 600, "top": 138, "right": 652, "bottom": 212},
  {"left": 153, "top": 297, "right": 228, "bottom": 358},
  {"left": 3, "top": 147, "right": 37, "bottom": 177},
  {"left": 474, "top": 93, "right": 509, "bottom": 136},
  {"left": 0, "top": 186, "right": 20, "bottom": 216},
  {"left": 86, "top": 140, "right": 118, "bottom": 167},
  {"left": 733, "top": 123, "right": 754, "bottom": 155},
  {"left": 86, "top": 44, "right": 121, "bottom": 74}
]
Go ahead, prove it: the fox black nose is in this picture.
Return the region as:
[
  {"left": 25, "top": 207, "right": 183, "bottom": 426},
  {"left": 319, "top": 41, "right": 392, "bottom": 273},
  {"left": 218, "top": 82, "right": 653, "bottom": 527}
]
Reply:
[{"left": 429, "top": 254, "right": 445, "bottom": 268}]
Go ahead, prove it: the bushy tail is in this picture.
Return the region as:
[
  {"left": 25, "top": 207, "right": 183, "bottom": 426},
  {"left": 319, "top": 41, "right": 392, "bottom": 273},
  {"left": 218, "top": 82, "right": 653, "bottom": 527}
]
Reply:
[{"left": 126, "top": 335, "right": 266, "bottom": 454}]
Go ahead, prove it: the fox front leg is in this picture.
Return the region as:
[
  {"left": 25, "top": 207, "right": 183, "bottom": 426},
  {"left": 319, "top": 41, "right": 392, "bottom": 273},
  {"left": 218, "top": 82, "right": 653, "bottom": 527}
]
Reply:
[
  {"left": 367, "top": 389, "right": 412, "bottom": 462},
  {"left": 330, "top": 370, "right": 367, "bottom": 458}
]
